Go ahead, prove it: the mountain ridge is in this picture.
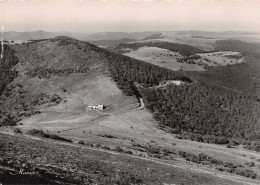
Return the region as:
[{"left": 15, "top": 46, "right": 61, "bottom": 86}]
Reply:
[{"left": 3, "top": 30, "right": 260, "bottom": 41}]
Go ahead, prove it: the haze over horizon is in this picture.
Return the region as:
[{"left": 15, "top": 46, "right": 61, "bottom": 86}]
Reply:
[{"left": 1, "top": 0, "right": 260, "bottom": 33}]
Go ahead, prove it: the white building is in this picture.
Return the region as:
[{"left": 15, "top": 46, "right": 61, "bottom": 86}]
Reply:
[{"left": 87, "top": 105, "right": 104, "bottom": 110}]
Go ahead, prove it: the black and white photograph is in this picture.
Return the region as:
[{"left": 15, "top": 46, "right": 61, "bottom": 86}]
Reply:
[{"left": 0, "top": 0, "right": 260, "bottom": 184}]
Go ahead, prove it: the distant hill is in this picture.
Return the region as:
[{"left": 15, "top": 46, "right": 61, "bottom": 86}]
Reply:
[
  {"left": 4, "top": 30, "right": 260, "bottom": 42},
  {"left": 175, "top": 30, "right": 260, "bottom": 36},
  {"left": 3, "top": 30, "right": 90, "bottom": 41},
  {"left": 139, "top": 33, "right": 165, "bottom": 41},
  {"left": 4, "top": 30, "right": 58, "bottom": 40},
  {"left": 86, "top": 31, "right": 160, "bottom": 41},
  {"left": 88, "top": 38, "right": 136, "bottom": 47},
  {"left": 3, "top": 31, "right": 162, "bottom": 42}
]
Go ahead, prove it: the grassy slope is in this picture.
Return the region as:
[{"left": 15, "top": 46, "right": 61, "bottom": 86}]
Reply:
[
  {"left": 0, "top": 133, "right": 245, "bottom": 185},
  {"left": 123, "top": 46, "right": 206, "bottom": 71},
  {"left": 117, "top": 41, "right": 205, "bottom": 56},
  {"left": 123, "top": 47, "right": 244, "bottom": 71}
]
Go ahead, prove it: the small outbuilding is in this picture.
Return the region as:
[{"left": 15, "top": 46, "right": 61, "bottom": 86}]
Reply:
[{"left": 160, "top": 80, "right": 185, "bottom": 86}]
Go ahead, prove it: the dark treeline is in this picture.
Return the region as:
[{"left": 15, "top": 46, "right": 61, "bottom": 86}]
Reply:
[
  {"left": 117, "top": 42, "right": 205, "bottom": 56},
  {"left": 142, "top": 82, "right": 259, "bottom": 141},
  {"left": 28, "top": 39, "right": 49, "bottom": 43},
  {"left": 0, "top": 46, "right": 20, "bottom": 127},
  {"left": 215, "top": 40, "right": 260, "bottom": 55},
  {"left": 140, "top": 34, "right": 164, "bottom": 41},
  {"left": 106, "top": 54, "right": 193, "bottom": 95},
  {"left": 88, "top": 38, "right": 136, "bottom": 47},
  {"left": 0, "top": 45, "right": 19, "bottom": 95},
  {"left": 190, "top": 61, "right": 256, "bottom": 94},
  {"left": 177, "top": 54, "right": 201, "bottom": 63}
]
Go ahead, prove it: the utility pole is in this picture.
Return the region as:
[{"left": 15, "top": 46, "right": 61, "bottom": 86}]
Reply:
[{"left": 1, "top": 24, "right": 4, "bottom": 60}]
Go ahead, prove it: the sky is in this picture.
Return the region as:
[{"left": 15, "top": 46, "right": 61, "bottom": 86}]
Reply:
[{"left": 1, "top": 0, "right": 260, "bottom": 33}]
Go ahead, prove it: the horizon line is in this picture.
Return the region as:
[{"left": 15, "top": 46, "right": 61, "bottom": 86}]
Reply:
[{"left": 3, "top": 30, "right": 260, "bottom": 34}]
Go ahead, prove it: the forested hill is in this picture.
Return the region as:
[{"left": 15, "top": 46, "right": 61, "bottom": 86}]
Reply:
[
  {"left": 0, "top": 37, "right": 193, "bottom": 127},
  {"left": 117, "top": 42, "right": 205, "bottom": 56},
  {"left": 189, "top": 60, "right": 256, "bottom": 95},
  {"left": 140, "top": 43, "right": 260, "bottom": 149},
  {"left": 96, "top": 38, "right": 260, "bottom": 148},
  {"left": 114, "top": 39, "right": 260, "bottom": 147},
  {"left": 142, "top": 59, "right": 260, "bottom": 143}
]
